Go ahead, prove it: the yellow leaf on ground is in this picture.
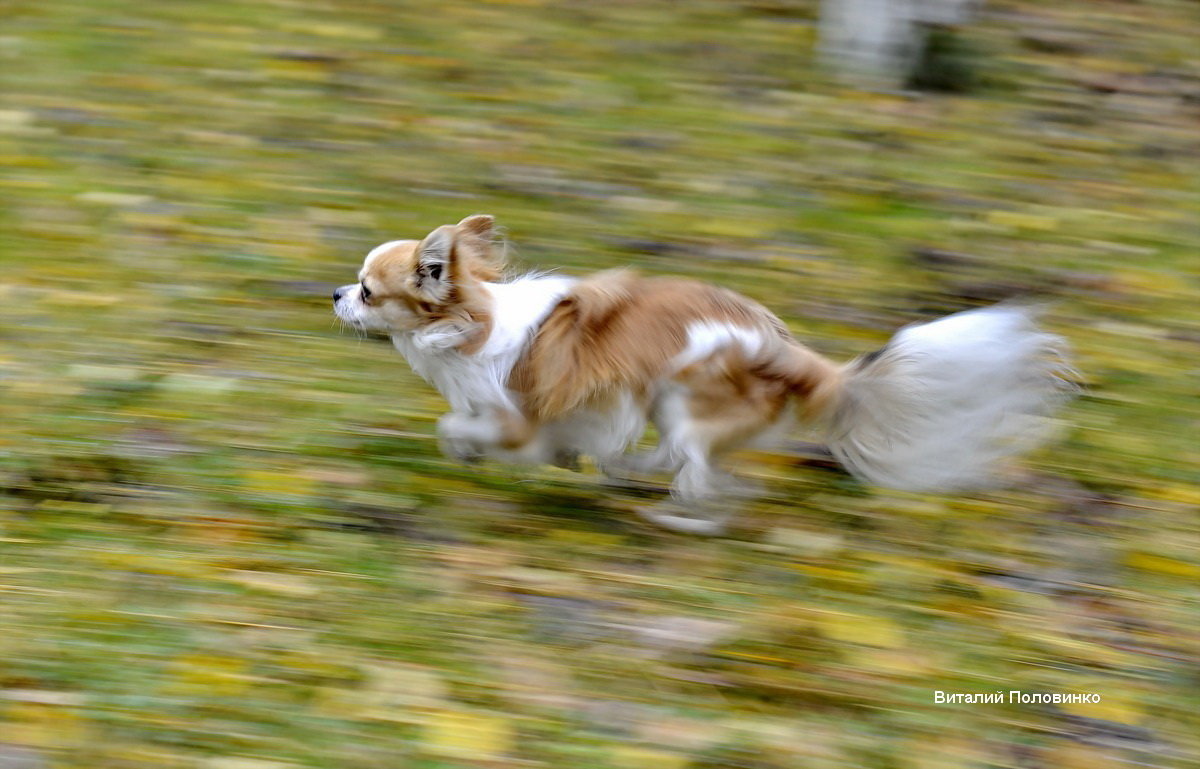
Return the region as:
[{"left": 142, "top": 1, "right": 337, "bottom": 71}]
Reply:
[
  {"left": 240, "top": 470, "right": 314, "bottom": 497},
  {"left": 76, "top": 191, "right": 153, "bottom": 207},
  {"left": 169, "top": 655, "right": 250, "bottom": 697},
  {"left": 815, "top": 612, "right": 906, "bottom": 648},
  {"left": 355, "top": 663, "right": 448, "bottom": 721},
  {"left": 422, "top": 710, "right": 513, "bottom": 760},
  {"left": 1125, "top": 552, "right": 1200, "bottom": 578},
  {"left": 283, "top": 22, "right": 384, "bottom": 40}
]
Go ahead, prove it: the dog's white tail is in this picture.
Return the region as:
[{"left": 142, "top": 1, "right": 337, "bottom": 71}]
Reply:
[{"left": 821, "top": 305, "right": 1076, "bottom": 490}]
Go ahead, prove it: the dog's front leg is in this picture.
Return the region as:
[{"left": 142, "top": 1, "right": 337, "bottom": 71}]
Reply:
[
  {"left": 437, "top": 408, "right": 539, "bottom": 464},
  {"left": 437, "top": 411, "right": 500, "bottom": 463}
]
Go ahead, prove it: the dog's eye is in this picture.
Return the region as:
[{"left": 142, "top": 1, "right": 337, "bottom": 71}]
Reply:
[
  {"left": 428, "top": 263, "right": 442, "bottom": 282},
  {"left": 360, "top": 282, "right": 372, "bottom": 301}
]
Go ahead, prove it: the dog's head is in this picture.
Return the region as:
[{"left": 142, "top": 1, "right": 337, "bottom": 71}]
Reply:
[{"left": 333, "top": 214, "right": 503, "bottom": 336}]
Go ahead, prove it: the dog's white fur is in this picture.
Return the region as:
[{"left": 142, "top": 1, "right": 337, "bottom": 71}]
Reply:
[
  {"left": 334, "top": 215, "right": 1075, "bottom": 534},
  {"left": 395, "top": 276, "right": 577, "bottom": 414},
  {"left": 827, "top": 305, "right": 1075, "bottom": 491}
]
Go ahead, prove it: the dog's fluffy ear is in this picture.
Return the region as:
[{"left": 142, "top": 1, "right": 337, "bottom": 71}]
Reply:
[
  {"left": 455, "top": 214, "right": 504, "bottom": 282},
  {"left": 453, "top": 213, "right": 501, "bottom": 281},
  {"left": 415, "top": 225, "right": 455, "bottom": 302},
  {"left": 456, "top": 214, "right": 494, "bottom": 240}
]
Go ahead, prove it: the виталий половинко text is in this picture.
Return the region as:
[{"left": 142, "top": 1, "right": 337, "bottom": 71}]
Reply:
[{"left": 934, "top": 690, "right": 1102, "bottom": 705}]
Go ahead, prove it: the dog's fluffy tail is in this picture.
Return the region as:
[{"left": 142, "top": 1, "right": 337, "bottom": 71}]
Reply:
[{"left": 800, "top": 305, "right": 1076, "bottom": 491}]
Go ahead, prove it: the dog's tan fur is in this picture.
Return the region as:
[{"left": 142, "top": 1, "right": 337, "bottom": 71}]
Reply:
[{"left": 509, "top": 270, "right": 843, "bottom": 456}]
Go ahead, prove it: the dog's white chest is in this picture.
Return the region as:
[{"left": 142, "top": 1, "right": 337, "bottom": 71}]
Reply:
[{"left": 392, "top": 275, "right": 576, "bottom": 414}]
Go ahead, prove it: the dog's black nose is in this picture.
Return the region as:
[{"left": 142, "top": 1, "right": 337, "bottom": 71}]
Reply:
[{"left": 333, "top": 287, "right": 346, "bottom": 302}]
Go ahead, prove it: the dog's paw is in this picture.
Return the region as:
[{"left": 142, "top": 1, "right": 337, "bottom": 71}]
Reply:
[
  {"left": 439, "top": 431, "right": 485, "bottom": 463},
  {"left": 439, "top": 436, "right": 485, "bottom": 464},
  {"left": 436, "top": 412, "right": 493, "bottom": 464},
  {"left": 439, "top": 437, "right": 482, "bottom": 464},
  {"left": 634, "top": 501, "right": 730, "bottom": 536}
]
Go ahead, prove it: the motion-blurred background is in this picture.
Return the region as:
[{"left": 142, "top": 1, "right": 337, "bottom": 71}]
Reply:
[{"left": 1, "top": 1, "right": 1197, "bottom": 767}]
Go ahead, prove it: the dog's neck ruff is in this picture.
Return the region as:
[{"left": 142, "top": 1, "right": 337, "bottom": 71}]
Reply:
[{"left": 391, "top": 275, "right": 576, "bottom": 414}]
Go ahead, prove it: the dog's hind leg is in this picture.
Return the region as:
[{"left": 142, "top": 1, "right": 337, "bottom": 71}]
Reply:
[
  {"left": 633, "top": 359, "right": 793, "bottom": 534},
  {"left": 601, "top": 383, "right": 689, "bottom": 479},
  {"left": 635, "top": 499, "right": 733, "bottom": 536},
  {"left": 633, "top": 430, "right": 748, "bottom": 535},
  {"left": 605, "top": 442, "right": 677, "bottom": 477}
]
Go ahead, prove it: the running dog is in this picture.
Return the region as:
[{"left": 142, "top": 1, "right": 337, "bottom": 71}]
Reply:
[{"left": 333, "top": 215, "right": 1074, "bottom": 533}]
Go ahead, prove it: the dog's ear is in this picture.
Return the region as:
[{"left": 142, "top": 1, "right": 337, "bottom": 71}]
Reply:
[
  {"left": 454, "top": 214, "right": 504, "bottom": 282},
  {"left": 456, "top": 214, "right": 494, "bottom": 240},
  {"left": 415, "top": 224, "right": 455, "bottom": 302}
]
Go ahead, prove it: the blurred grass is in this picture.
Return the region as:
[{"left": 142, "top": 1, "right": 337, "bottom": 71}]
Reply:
[{"left": 1, "top": 0, "right": 1198, "bottom": 767}]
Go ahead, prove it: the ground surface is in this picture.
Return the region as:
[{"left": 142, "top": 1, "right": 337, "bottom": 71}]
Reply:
[{"left": 1, "top": 1, "right": 1198, "bottom": 767}]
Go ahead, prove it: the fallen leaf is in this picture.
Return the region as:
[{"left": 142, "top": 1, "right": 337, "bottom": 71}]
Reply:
[
  {"left": 226, "top": 570, "right": 318, "bottom": 597},
  {"left": 815, "top": 612, "right": 906, "bottom": 648},
  {"left": 422, "top": 710, "right": 513, "bottom": 760}
]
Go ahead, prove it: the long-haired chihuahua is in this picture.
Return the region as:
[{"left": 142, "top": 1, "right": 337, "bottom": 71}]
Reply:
[{"left": 334, "top": 215, "right": 1075, "bottom": 534}]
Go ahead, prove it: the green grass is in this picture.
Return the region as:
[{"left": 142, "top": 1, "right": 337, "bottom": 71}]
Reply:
[{"left": 1, "top": 0, "right": 1198, "bottom": 767}]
